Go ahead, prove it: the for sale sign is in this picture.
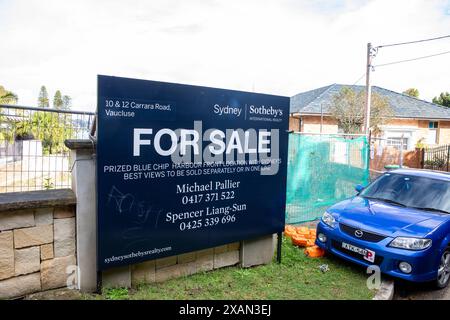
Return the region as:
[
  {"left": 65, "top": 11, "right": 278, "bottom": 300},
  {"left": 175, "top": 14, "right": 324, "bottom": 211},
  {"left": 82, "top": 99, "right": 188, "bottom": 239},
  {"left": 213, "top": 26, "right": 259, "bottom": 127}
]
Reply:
[{"left": 97, "top": 75, "right": 289, "bottom": 270}]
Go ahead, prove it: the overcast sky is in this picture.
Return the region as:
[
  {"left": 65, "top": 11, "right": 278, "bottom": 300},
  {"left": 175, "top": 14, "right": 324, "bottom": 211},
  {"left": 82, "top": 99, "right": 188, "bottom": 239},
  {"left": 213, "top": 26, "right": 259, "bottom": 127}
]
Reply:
[{"left": 0, "top": 0, "right": 449, "bottom": 111}]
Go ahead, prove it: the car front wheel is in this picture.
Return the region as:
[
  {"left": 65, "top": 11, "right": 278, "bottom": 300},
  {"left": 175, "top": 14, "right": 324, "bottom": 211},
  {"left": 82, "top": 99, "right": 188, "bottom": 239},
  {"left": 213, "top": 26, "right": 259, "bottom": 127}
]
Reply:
[{"left": 436, "top": 249, "right": 450, "bottom": 289}]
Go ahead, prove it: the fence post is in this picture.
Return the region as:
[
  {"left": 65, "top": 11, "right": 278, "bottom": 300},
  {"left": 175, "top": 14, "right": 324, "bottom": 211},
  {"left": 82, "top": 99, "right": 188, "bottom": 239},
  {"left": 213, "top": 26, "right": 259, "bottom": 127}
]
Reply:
[
  {"left": 65, "top": 139, "right": 98, "bottom": 292},
  {"left": 421, "top": 147, "right": 425, "bottom": 169}
]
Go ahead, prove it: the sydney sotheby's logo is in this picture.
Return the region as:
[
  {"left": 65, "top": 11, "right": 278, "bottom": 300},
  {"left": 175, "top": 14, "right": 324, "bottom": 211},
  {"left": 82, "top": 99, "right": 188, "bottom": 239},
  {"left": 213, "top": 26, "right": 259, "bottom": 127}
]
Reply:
[
  {"left": 213, "top": 104, "right": 284, "bottom": 119},
  {"left": 249, "top": 105, "right": 283, "bottom": 118}
]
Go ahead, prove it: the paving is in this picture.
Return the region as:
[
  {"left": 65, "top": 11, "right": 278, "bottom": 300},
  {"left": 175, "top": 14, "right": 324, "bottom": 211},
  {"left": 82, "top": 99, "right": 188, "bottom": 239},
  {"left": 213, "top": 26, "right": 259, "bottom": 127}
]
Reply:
[{"left": 24, "top": 288, "right": 86, "bottom": 300}]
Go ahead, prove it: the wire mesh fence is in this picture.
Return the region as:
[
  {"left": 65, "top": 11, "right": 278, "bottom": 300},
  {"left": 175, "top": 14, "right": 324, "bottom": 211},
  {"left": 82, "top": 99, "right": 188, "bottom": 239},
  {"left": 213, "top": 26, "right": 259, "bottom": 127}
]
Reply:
[
  {"left": 0, "top": 104, "right": 95, "bottom": 193},
  {"left": 285, "top": 133, "right": 370, "bottom": 224}
]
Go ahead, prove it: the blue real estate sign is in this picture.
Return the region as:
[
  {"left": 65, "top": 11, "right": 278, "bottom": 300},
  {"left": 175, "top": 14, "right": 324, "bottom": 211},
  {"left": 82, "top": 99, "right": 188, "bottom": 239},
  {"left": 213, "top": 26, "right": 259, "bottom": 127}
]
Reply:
[{"left": 97, "top": 75, "right": 289, "bottom": 270}]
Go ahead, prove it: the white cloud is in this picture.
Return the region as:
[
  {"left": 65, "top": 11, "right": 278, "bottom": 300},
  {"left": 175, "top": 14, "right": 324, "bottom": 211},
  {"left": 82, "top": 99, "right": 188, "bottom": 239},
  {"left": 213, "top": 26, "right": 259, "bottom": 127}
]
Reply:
[{"left": 0, "top": 0, "right": 449, "bottom": 111}]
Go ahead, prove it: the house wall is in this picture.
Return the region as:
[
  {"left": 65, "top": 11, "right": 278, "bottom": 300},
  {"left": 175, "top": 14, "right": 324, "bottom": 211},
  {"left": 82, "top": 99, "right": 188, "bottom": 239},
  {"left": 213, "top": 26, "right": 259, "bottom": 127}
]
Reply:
[
  {"left": 290, "top": 115, "right": 450, "bottom": 147},
  {"left": 381, "top": 119, "right": 450, "bottom": 148},
  {"left": 289, "top": 116, "right": 301, "bottom": 132},
  {"left": 439, "top": 121, "right": 450, "bottom": 145},
  {"left": 298, "top": 115, "right": 339, "bottom": 134}
]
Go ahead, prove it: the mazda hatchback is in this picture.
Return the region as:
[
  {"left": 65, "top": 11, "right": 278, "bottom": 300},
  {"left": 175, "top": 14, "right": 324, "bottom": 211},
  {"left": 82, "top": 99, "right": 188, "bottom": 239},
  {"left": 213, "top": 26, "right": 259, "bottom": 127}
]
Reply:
[{"left": 316, "top": 169, "right": 450, "bottom": 288}]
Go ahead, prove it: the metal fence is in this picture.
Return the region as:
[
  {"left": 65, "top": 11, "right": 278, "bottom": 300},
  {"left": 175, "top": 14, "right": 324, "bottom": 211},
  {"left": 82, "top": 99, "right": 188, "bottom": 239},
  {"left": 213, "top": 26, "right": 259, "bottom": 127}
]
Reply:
[
  {"left": 0, "top": 104, "right": 95, "bottom": 193},
  {"left": 423, "top": 144, "right": 450, "bottom": 172}
]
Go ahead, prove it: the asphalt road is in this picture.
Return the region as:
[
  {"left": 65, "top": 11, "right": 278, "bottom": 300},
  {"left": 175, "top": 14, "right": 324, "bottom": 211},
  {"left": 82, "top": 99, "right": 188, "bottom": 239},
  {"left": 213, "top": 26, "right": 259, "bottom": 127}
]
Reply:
[{"left": 394, "top": 280, "right": 450, "bottom": 300}]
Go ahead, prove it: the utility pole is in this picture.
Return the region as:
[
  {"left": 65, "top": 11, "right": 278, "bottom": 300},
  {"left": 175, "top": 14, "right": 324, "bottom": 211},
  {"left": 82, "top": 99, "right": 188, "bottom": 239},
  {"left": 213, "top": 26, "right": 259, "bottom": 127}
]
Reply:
[{"left": 363, "top": 42, "right": 373, "bottom": 135}]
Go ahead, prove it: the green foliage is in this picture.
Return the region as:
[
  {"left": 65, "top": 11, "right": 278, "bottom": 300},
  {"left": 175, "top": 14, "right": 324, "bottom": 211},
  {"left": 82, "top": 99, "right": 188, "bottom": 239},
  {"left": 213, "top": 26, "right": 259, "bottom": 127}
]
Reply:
[
  {"left": 415, "top": 138, "right": 426, "bottom": 149},
  {"left": 432, "top": 92, "right": 450, "bottom": 108},
  {"left": 38, "top": 86, "right": 50, "bottom": 108},
  {"left": 53, "top": 90, "right": 63, "bottom": 109},
  {"left": 0, "top": 85, "right": 18, "bottom": 104},
  {"left": 0, "top": 85, "right": 19, "bottom": 142},
  {"left": 43, "top": 177, "right": 54, "bottom": 190},
  {"left": 29, "top": 112, "right": 72, "bottom": 154},
  {"left": 402, "top": 88, "right": 419, "bottom": 98},
  {"left": 103, "top": 287, "right": 130, "bottom": 300},
  {"left": 330, "top": 87, "right": 393, "bottom": 134},
  {"left": 62, "top": 95, "right": 72, "bottom": 110}
]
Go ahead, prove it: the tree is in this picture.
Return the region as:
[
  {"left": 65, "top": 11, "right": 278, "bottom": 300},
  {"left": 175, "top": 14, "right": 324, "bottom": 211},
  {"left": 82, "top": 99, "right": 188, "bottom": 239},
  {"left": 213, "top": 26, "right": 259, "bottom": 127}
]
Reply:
[
  {"left": 37, "top": 85, "right": 49, "bottom": 108},
  {"left": 402, "top": 88, "right": 419, "bottom": 98},
  {"left": 432, "top": 92, "right": 450, "bottom": 108},
  {"left": 330, "top": 87, "right": 393, "bottom": 134},
  {"left": 62, "top": 95, "right": 72, "bottom": 110},
  {"left": 0, "top": 85, "right": 18, "bottom": 104},
  {"left": 0, "top": 85, "right": 19, "bottom": 142},
  {"left": 53, "top": 90, "right": 63, "bottom": 109}
]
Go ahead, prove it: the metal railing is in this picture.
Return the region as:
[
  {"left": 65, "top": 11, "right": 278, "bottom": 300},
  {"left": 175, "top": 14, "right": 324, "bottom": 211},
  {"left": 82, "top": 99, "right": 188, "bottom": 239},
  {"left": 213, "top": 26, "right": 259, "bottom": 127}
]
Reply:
[
  {"left": 0, "top": 104, "right": 95, "bottom": 193},
  {"left": 423, "top": 144, "right": 450, "bottom": 172}
]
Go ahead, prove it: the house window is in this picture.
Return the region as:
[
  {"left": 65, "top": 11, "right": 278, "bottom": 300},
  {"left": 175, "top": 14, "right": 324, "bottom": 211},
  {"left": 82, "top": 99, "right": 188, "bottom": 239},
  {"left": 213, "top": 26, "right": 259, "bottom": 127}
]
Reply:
[
  {"left": 427, "top": 121, "right": 439, "bottom": 145},
  {"left": 428, "top": 121, "right": 439, "bottom": 129},
  {"left": 386, "top": 137, "right": 408, "bottom": 150}
]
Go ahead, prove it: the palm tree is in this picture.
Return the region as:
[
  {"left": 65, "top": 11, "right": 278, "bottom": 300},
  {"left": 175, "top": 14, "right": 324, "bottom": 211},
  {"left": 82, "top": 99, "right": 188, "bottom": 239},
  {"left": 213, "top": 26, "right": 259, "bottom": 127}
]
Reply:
[
  {"left": 0, "top": 86, "right": 18, "bottom": 105},
  {"left": 0, "top": 85, "right": 18, "bottom": 142}
]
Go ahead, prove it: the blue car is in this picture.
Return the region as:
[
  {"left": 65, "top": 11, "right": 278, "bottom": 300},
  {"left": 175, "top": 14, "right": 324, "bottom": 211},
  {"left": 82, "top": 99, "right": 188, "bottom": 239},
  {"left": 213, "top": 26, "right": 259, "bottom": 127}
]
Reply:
[{"left": 316, "top": 169, "right": 450, "bottom": 288}]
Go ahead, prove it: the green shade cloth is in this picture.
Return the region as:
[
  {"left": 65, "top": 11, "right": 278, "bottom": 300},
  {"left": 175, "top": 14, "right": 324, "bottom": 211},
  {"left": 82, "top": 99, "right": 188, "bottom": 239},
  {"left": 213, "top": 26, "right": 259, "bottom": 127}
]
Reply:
[{"left": 286, "top": 134, "right": 370, "bottom": 224}]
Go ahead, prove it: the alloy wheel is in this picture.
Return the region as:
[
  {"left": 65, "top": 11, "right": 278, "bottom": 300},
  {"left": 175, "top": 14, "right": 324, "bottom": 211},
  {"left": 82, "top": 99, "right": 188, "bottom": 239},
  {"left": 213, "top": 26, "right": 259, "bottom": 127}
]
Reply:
[{"left": 437, "top": 251, "right": 450, "bottom": 287}]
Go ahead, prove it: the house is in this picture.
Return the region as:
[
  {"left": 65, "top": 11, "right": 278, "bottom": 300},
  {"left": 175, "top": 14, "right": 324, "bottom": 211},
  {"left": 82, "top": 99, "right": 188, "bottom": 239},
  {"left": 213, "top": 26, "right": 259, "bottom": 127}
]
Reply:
[{"left": 289, "top": 84, "right": 450, "bottom": 150}]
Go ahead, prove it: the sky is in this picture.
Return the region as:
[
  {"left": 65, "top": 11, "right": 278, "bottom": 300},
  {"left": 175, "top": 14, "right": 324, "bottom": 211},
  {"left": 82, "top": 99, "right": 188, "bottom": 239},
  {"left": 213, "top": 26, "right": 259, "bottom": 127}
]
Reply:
[{"left": 0, "top": 0, "right": 449, "bottom": 112}]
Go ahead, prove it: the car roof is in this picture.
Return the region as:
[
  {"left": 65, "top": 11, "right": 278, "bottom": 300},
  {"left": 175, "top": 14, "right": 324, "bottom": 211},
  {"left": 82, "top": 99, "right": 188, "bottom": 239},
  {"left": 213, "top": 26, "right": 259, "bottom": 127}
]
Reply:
[{"left": 389, "top": 168, "right": 450, "bottom": 182}]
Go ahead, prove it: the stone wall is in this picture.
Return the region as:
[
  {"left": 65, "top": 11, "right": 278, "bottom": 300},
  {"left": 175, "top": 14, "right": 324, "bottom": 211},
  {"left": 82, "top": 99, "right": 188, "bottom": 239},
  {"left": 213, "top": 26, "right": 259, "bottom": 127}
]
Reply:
[
  {"left": 0, "top": 189, "right": 77, "bottom": 299},
  {"left": 102, "top": 242, "right": 242, "bottom": 288}
]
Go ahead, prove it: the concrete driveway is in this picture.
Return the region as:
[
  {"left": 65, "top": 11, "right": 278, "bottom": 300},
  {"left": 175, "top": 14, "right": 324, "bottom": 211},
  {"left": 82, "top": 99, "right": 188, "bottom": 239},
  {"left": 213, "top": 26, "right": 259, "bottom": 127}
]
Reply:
[{"left": 394, "top": 280, "right": 450, "bottom": 300}]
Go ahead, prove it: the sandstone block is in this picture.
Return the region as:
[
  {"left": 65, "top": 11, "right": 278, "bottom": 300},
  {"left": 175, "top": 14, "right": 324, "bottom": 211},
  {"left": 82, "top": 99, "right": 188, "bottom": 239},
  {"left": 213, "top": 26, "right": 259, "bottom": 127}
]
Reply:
[
  {"left": 131, "top": 260, "right": 155, "bottom": 286},
  {"left": 214, "top": 245, "right": 228, "bottom": 254},
  {"left": 214, "top": 250, "right": 239, "bottom": 269},
  {"left": 54, "top": 218, "right": 76, "bottom": 257},
  {"left": 34, "top": 207, "right": 53, "bottom": 225},
  {"left": 0, "top": 272, "right": 41, "bottom": 299},
  {"left": 41, "top": 243, "right": 54, "bottom": 260},
  {"left": 0, "top": 231, "right": 14, "bottom": 280},
  {"left": 102, "top": 266, "right": 131, "bottom": 288},
  {"left": 14, "top": 224, "right": 53, "bottom": 248},
  {"left": 195, "top": 253, "right": 214, "bottom": 272},
  {"left": 15, "top": 246, "right": 40, "bottom": 276},
  {"left": 177, "top": 252, "right": 196, "bottom": 264},
  {"left": 53, "top": 206, "right": 75, "bottom": 219},
  {"left": 0, "top": 209, "right": 34, "bottom": 231},
  {"left": 155, "top": 264, "right": 182, "bottom": 282},
  {"left": 228, "top": 242, "right": 240, "bottom": 251},
  {"left": 41, "top": 255, "right": 76, "bottom": 290},
  {"left": 156, "top": 256, "right": 177, "bottom": 269}
]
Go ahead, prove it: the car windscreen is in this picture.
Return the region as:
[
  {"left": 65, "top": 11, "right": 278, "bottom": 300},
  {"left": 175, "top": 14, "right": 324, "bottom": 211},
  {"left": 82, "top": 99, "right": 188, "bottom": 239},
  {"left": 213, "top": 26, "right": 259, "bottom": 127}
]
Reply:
[{"left": 360, "top": 173, "right": 450, "bottom": 214}]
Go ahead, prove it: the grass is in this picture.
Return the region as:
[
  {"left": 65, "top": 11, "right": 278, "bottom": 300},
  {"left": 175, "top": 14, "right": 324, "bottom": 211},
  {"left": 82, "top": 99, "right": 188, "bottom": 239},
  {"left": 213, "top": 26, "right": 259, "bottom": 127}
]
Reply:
[{"left": 91, "top": 237, "right": 375, "bottom": 300}]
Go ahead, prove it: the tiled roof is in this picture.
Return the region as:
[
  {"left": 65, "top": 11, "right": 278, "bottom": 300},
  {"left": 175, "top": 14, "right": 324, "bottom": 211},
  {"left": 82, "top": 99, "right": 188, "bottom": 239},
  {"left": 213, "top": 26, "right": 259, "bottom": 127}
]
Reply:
[{"left": 290, "top": 84, "right": 450, "bottom": 120}]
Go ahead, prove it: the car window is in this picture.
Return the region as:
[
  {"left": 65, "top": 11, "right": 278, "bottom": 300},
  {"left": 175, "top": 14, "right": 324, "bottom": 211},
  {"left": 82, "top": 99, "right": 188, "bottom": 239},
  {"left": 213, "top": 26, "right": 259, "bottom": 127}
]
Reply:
[{"left": 360, "top": 173, "right": 450, "bottom": 213}]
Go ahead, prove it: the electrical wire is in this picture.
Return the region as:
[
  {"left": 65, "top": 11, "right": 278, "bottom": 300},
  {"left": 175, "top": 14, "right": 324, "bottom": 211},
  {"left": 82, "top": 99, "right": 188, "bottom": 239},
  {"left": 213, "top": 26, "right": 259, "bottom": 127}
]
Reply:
[
  {"left": 373, "top": 50, "right": 450, "bottom": 68},
  {"left": 375, "top": 35, "right": 450, "bottom": 49},
  {"left": 352, "top": 73, "right": 366, "bottom": 85}
]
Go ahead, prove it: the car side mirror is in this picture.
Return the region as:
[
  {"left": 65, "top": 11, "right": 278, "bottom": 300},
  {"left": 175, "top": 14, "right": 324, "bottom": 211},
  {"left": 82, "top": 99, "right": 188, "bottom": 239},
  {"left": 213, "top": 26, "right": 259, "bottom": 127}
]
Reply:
[{"left": 355, "top": 184, "right": 365, "bottom": 193}]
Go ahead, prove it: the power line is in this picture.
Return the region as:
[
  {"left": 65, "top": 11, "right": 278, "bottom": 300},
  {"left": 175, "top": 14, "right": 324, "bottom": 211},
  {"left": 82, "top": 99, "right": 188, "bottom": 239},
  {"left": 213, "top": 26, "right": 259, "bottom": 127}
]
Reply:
[
  {"left": 352, "top": 73, "right": 366, "bottom": 85},
  {"left": 373, "top": 50, "right": 450, "bottom": 68},
  {"left": 376, "top": 35, "right": 450, "bottom": 49}
]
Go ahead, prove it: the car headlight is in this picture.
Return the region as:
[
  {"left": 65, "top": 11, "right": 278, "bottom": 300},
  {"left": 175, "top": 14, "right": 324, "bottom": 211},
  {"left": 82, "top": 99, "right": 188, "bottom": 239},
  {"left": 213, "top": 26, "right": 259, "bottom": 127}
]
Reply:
[
  {"left": 322, "top": 212, "right": 336, "bottom": 228},
  {"left": 389, "top": 237, "right": 432, "bottom": 250}
]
